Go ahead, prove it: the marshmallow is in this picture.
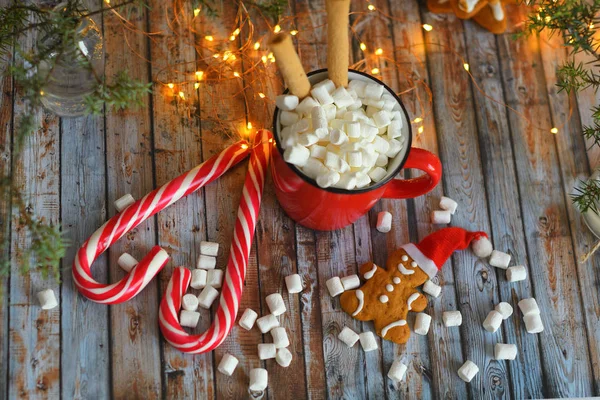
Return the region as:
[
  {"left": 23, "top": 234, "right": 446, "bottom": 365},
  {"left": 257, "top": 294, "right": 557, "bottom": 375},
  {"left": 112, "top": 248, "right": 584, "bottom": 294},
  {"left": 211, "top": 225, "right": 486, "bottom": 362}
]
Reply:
[
  {"left": 276, "top": 348, "right": 293, "bottom": 367},
  {"left": 335, "top": 107, "right": 348, "bottom": 119},
  {"left": 362, "top": 150, "right": 378, "bottom": 169},
  {"left": 280, "top": 110, "right": 299, "bottom": 126},
  {"left": 365, "top": 99, "right": 385, "bottom": 109},
  {"left": 256, "top": 314, "right": 279, "bottom": 333},
  {"left": 414, "top": 313, "right": 432, "bottom": 335},
  {"left": 364, "top": 83, "right": 384, "bottom": 99},
  {"left": 182, "top": 293, "right": 199, "bottom": 311},
  {"left": 197, "top": 254, "right": 216, "bottom": 270},
  {"left": 206, "top": 269, "right": 223, "bottom": 289},
  {"left": 217, "top": 353, "right": 239, "bottom": 376},
  {"left": 524, "top": 313, "right": 544, "bottom": 333},
  {"left": 329, "top": 128, "right": 348, "bottom": 145},
  {"left": 311, "top": 106, "right": 328, "bottom": 130},
  {"left": 323, "top": 104, "right": 337, "bottom": 120},
  {"left": 292, "top": 118, "right": 310, "bottom": 133},
  {"left": 472, "top": 236, "right": 493, "bottom": 258},
  {"left": 359, "top": 332, "right": 379, "bottom": 352},
  {"left": 489, "top": 250, "right": 511, "bottom": 269},
  {"left": 387, "top": 360, "right": 408, "bottom": 382},
  {"left": 341, "top": 274, "right": 361, "bottom": 290},
  {"left": 117, "top": 253, "right": 138, "bottom": 273},
  {"left": 200, "top": 241, "right": 219, "bottom": 256},
  {"left": 347, "top": 151, "right": 363, "bottom": 168},
  {"left": 258, "top": 343, "right": 277, "bottom": 360},
  {"left": 332, "top": 86, "right": 354, "bottom": 108},
  {"left": 483, "top": 310, "right": 503, "bottom": 333},
  {"left": 314, "top": 79, "right": 336, "bottom": 94},
  {"left": 197, "top": 285, "right": 219, "bottom": 309},
  {"left": 37, "top": 289, "right": 58, "bottom": 310},
  {"left": 180, "top": 310, "right": 200, "bottom": 328},
  {"left": 295, "top": 96, "right": 319, "bottom": 115},
  {"left": 271, "top": 327, "right": 290, "bottom": 348},
  {"left": 285, "top": 274, "right": 303, "bottom": 293},
  {"left": 338, "top": 326, "right": 360, "bottom": 347},
  {"left": 335, "top": 173, "right": 357, "bottom": 190},
  {"left": 387, "top": 119, "right": 402, "bottom": 139},
  {"left": 506, "top": 265, "right": 527, "bottom": 282},
  {"left": 494, "top": 343, "right": 518, "bottom": 360},
  {"left": 249, "top": 368, "right": 268, "bottom": 392},
  {"left": 443, "top": 311, "right": 462, "bottom": 327},
  {"left": 302, "top": 158, "right": 329, "bottom": 179},
  {"left": 375, "top": 154, "right": 388, "bottom": 167},
  {"left": 372, "top": 135, "right": 390, "bottom": 154},
  {"left": 326, "top": 276, "right": 345, "bottom": 297},
  {"left": 354, "top": 172, "right": 371, "bottom": 188},
  {"left": 275, "top": 94, "right": 299, "bottom": 111},
  {"left": 360, "top": 122, "right": 378, "bottom": 140},
  {"left": 349, "top": 79, "right": 367, "bottom": 97},
  {"left": 284, "top": 145, "right": 310, "bottom": 167},
  {"left": 190, "top": 269, "right": 207, "bottom": 289},
  {"left": 311, "top": 84, "right": 335, "bottom": 105},
  {"left": 518, "top": 298, "right": 540, "bottom": 316},
  {"left": 266, "top": 293, "right": 287, "bottom": 316},
  {"left": 114, "top": 193, "right": 135, "bottom": 212},
  {"left": 439, "top": 196, "right": 458, "bottom": 214},
  {"left": 297, "top": 132, "right": 319, "bottom": 147},
  {"left": 376, "top": 211, "right": 392, "bottom": 233},
  {"left": 344, "top": 122, "right": 359, "bottom": 139},
  {"left": 316, "top": 171, "right": 341, "bottom": 188},
  {"left": 431, "top": 210, "right": 451, "bottom": 225},
  {"left": 495, "top": 302, "right": 513, "bottom": 319},
  {"left": 239, "top": 308, "right": 258, "bottom": 330},
  {"left": 458, "top": 360, "right": 479, "bottom": 382},
  {"left": 423, "top": 280, "right": 441, "bottom": 298},
  {"left": 373, "top": 110, "right": 391, "bottom": 128}
]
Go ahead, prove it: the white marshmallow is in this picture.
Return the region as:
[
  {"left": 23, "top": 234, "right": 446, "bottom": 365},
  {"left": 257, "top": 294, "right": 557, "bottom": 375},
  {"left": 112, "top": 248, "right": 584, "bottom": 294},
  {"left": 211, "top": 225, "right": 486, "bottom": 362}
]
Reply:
[
  {"left": 326, "top": 276, "right": 345, "bottom": 297},
  {"left": 347, "top": 151, "right": 363, "bottom": 168},
  {"left": 349, "top": 79, "right": 367, "bottom": 97},
  {"left": 275, "top": 94, "right": 299, "bottom": 111},
  {"left": 292, "top": 118, "right": 310, "bottom": 134},
  {"left": 354, "top": 172, "right": 371, "bottom": 189},
  {"left": 276, "top": 348, "right": 293, "bottom": 367},
  {"left": 373, "top": 110, "right": 391, "bottom": 128},
  {"left": 335, "top": 107, "right": 348, "bottom": 119},
  {"left": 338, "top": 326, "right": 360, "bottom": 347},
  {"left": 324, "top": 152, "right": 342, "bottom": 172},
  {"left": 423, "top": 280, "right": 441, "bottom": 298},
  {"left": 387, "top": 360, "right": 408, "bottom": 382},
  {"left": 391, "top": 110, "right": 403, "bottom": 120},
  {"left": 311, "top": 106, "right": 328, "bottom": 130},
  {"left": 494, "top": 343, "right": 518, "bottom": 360},
  {"left": 518, "top": 298, "right": 540, "bottom": 316},
  {"left": 359, "top": 331, "right": 379, "bottom": 352},
  {"left": 364, "top": 83, "right": 384, "bottom": 99},
  {"left": 285, "top": 274, "right": 303, "bottom": 294},
  {"left": 37, "top": 289, "right": 58, "bottom": 310},
  {"left": 458, "top": 360, "right": 479, "bottom": 382},
  {"left": 197, "top": 285, "right": 219, "bottom": 309},
  {"left": 387, "top": 119, "right": 402, "bottom": 139},
  {"left": 271, "top": 327, "right": 290, "bottom": 348},
  {"left": 472, "top": 236, "right": 493, "bottom": 258},
  {"left": 249, "top": 368, "right": 268, "bottom": 392},
  {"left": 360, "top": 122, "right": 378, "bottom": 140},
  {"left": 182, "top": 293, "right": 199, "bottom": 311},
  {"left": 489, "top": 250, "right": 511, "bottom": 269},
  {"left": 323, "top": 104, "right": 337, "bottom": 120},
  {"left": 114, "top": 193, "right": 135, "bottom": 212},
  {"left": 295, "top": 96, "right": 319, "bottom": 115},
  {"left": 284, "top": 145, "right": 310, "bottom": 167},
  {"left": 506, "top": 265, "right": 527, "bottom": 282},
  {"left": 362, "top": 150, "right": 378, "bottom": 169},
  {"left": 483, "top": 310, "right": 503, "bottom": 333},
  {"left": 443, "top": 311, "right": 462, "bottom": 327},
  {"left": 280, "top": 110, "right": 299, "bottom": 126},
  {"left": 495, "top": 302, "right": 513, "bottom": 319},
  {"left": 524, "top": 313, "right": 544, "bottom": 333},
  {"left": 302, "top": 158, "right": 329, "bottom": 179},
  {"left": 346, "top": 121, "right": 361, "bottom": 138},
  {"left": 180, "top": 310, "right": 200, "bottom": 328},
  {"left": 266, "top": 293, "right": 286, "bottom": 316},
  {"left": 316, "top": 171, "right": 341, "bottom": 188},
  {"left": 190, "top": 269, "right": 207, "bottom": 289},
  {"left": 375, "top": 154, "right": 388, "bottom": 167},
  {"left": 311, "top": 84, "right": 335, "bottom": 105},
  {"left": 217, "top": 353, "right": 239, "bottom": 376},
  {"left": 341, "top": 274, "right": 361, "bottom": 290},
  {"left": 297, "top": 133, "right": 319, "bottom": 147},
  {"left": 258, "top": 343, "right": 277, "bottom": 360},
  {"left": 431, "top": 210, "right": 451, "bottom": 224},
  {"left": 200, "top": 241, "right": 219, "bottom": 256},
  {"left": 376, "top": 211, "right": 392, "bottom": 233},
  {"left": 372, "top": 135, "right": 390, "bottom": 154},
  {"left": 117, "top": 252, "right": 138, "bottom": 273},
  {"left": 239, "top": 308, "right": 258, "bottom": 330},
  {"left": 256, "top": 314, "right": 279, "bottom": 333},
  {"left": 331, "top": 86, "right": 354, "bottom": 108},
  {"left": 386, "top": 138, "right": 403, "bottom": 158},
  {"left": 329, "top": 128, "right": 348, "bottom": 145},
  {"left": 315, "top": 127, "right": 329, "bottom": 139},
  {"left": 314, "top": 79, "right": 336, "bottom": 93},
  {"left": 439, "top": 196, "right": 458, "bottom": 214},
  {"left": 197, "top": 254, "right": 216, "bottom": 270},
  {"left": 335, "top": 173, "right": 357, "bottom": 190},
  {"left": 365, "top": 98, "right": 385, "bottom": 109},
  {"left": 310, "top": 145, "right": 327, "bottom": 160},
  {"left": 414, "top": 313, "right": 432, "bottom": 335},
  {"left": 206, "top": 269, "right": 223, "bottom": 289}
]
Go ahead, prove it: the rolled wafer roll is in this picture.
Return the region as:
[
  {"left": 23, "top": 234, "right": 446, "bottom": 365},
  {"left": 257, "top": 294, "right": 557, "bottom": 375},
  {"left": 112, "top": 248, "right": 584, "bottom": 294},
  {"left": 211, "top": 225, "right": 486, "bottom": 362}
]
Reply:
[
  {"left": 269, "top": 33, "right": 310, "bottom": 98},
  {"left": 326, "top": 0, "right": 350, "bottom": 87}
]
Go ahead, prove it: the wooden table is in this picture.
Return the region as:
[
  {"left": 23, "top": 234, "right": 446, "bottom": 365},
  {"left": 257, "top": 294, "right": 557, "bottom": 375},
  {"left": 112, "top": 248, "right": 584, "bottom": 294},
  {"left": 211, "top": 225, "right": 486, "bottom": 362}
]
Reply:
[{"left": 2, "top": 0, "right": 600, "bottom": 398}]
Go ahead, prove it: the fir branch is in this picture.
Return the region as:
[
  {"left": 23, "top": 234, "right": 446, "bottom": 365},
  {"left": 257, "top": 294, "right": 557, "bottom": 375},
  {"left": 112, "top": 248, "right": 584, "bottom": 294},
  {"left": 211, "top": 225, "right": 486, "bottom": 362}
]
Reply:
[
  {"left": 573, "top": 179, "right": 600, "bottom": 213},
  {"left": 249, "top": 0, "right": 288, "bottom": 22},
  {"left": 85, "top": 70, "right": 152, "bottom": 114}
]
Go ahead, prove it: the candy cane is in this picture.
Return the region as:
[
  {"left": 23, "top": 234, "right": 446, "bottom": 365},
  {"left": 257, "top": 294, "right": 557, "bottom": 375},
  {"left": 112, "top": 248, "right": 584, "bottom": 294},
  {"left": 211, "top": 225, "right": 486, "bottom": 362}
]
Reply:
[
  {"left": 73, "top": 140, "right": 252, "bottom": 304},
  {"left": 159, "top": 129, "right": 272, "bottom": 353}
]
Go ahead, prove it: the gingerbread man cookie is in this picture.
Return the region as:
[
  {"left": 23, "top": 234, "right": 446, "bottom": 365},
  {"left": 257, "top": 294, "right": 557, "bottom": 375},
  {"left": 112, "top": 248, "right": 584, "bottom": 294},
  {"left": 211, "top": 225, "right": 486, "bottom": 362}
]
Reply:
[{"left": 427, "top": 0, "right": 509, "bottom": 34}]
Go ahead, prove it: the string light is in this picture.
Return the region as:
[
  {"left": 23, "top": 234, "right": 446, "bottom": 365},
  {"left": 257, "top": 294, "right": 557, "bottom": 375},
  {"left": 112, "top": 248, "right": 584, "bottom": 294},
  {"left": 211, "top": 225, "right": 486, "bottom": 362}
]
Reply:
[
  {"left": 371, "top": 67, "right": 380, "bottom": 74},
  {"left": 413, "top": 117, "right": 423, "bottom": 123},
  {"left": 233, "top": 71, "right": 240, "bottom": 77},
  {"left": 254, "top": 42, "right": 260, "bottom": 50},
  {"left": 590, "top": 22, "right": 595, "bottom": 29},
  {"left": 247, "top": 122, "right": 253, "bottom": 130},
  {"left": 213, "top": 53, "right": 220, "bottom": 58},
  {"left": 418, "top": 126, "right": 424, "bottom": 134},
  {"left": 375, "top": 48, "right": 383, "bottom": 55},
  {"left": 167, "top": 83, "right": 174, "bottom": 89},
  {"left": 193, "top": 8, "right": 200, "bottom": 17},
  {"left": 268, "top": 52, "right": 275, "bottom": 62},
  {"left": 194, "top": 82, "right": 200, "bottom": 89},
  {"left": 205, "top": 35, "right": 214, "bottom": 41},
  {"left": 104, "top": 0, "right": 110, "bottom": 4},
  {"left": 261, "top": 55, "right": 267, "bottom": 64},
  {"left": 233, "top": 28, "right": 240, "bottom": 36},
  {"left": 274, "top": 24, "right": 281, "bottom": 33},
  {"left": 241, "top": 143, "right": 249, "bottom": 149},
  {"left": 368, "top": 4, "right": 376, "bottom": 11},
  {"left": 360, "top": 43, "right": 366, "bottom": 51},
  {"left": 178, "top": 91, "right": 185, "bottom": 99},
  {"left": 551, "top": 127, "right": 558, "bottom": 134},
  {"left": 223, "top": 50, "right": 232, "bottom": 60},
  {"left": 195, "top": 71, "right": 204, "bottom": 80},
  {"left": 463, "top": 63, "right": 470, "bottom": 71},
  {"left": 290, "top": 30, "right": 298, "bottom": 35},
  {"left": 229, "top": 35, "right": 236, "bottom": 41},
  {"left": 258, "top": 92, "right": 266, "bottom": 98},
  {"left": 422, "top": 24, "right": 433, "bottom": 31},
  {"left": 39, "top": 90, "right": 44, "bottom": 95}
]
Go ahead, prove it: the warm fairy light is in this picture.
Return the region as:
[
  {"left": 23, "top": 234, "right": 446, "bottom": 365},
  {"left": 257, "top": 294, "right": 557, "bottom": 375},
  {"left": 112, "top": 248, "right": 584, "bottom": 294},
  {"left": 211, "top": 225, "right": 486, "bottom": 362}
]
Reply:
[
  {"left": 213, "top": 53, "right": 220, "bottom": 58},
  {"left": 544, "top": 15, "right": 551, "bottom": 23},
  {"left": 193, "top": 8, "right": 200, "bottom": 17},
  {"left": 360, "top": 43, "right": 367, "bottom": 51},
  {"left": 418, "top": 126, "right": 424, "bottom": 134},
  {"left": 590, "top": 23, "right": 595, "bottom": 29},
  {"left": 233, "top": 71, "right": 240, "bottom": 77},
  {"left": 254, "top": 42, "right": 260, "bottom": 50},
  {"left": 247, "top": 122, "right": 253, "bottom": 130},
  {"left": 195, "top": 71, "right": 204, "bottom": 80},
  {"left": 368, "top": 4, "right": 376, "bottom": 11},
  {"left": 413, "top": 117, "right": 423, "bottom": 123},
  {"left": 371, "top": 67, "right": 380, "bottom": 74},
  {"left": 551, "top": 127, "right": 558, "bottom": 134},
  {"left": 229, "top": 35, "right": 236, "bottom": 41},
  {"left": 167, "top": 83, "right": 174, "bottom": 89},
  {"left": 268, "top": 52, "right": 275, "bottom": 62},
  {"left": 269, "top": 138, "right": 273, "bottom": 143},
  {"left": 463, "top": 63, "right": 470, "bottom": 71},
  {"left": 178, "top": 91, "right": 185, "bottom": 99},
  {"left": 422, "top": 24, "right": 433, "bottom": 31},
  {"left": 105, "top": 0, "right": 110, "bottom": 4},
  {"left": 241, "top": 143, "right": 249, "bottom": 149},
  {"left": 274, "top": 24, "right": 281, "bottom": 33},
  {"left": 258, "top": 92, "right": 266, "bottom": 98},
  {"left": 205, "top": 35, "right": 214, "bottom": 41},
  {"left": 223, "top": 50, "right": 232, "bottom": 60},
  {"left": 40, "top": 90, "right": 44, "bottom": 95},
  {"left": 261, "top": 55, "right": 268, "bottom": 63},
  {"left": 290, "top": 30, "right": 298, "bottom": 36},
  {"left": 194, "top": 82, "right": 200, "bottom": 89},
  {"left": 233, "top": 28, "right": 240, "bottom": 36}
]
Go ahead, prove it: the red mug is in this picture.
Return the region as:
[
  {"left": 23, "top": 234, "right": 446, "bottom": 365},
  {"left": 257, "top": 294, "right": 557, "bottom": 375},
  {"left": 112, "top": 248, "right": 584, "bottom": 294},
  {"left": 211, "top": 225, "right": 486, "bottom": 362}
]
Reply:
[{"left": 270, "top": 69, "right": 442, "bottom": 231}]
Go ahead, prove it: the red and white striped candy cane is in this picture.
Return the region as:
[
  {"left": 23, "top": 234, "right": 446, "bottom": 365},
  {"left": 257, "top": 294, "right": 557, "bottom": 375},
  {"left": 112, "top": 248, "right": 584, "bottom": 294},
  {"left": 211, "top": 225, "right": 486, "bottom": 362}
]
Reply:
[
  {"left": 159, "top": 129, "right": 272, "bottom": 353},
  {"left": 73, "top": 140, "right": 252, "bottom": 304}
]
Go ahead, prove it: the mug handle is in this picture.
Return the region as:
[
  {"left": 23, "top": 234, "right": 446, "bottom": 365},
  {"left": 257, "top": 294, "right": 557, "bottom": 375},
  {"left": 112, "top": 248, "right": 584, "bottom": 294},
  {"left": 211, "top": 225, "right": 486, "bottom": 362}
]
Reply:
[{"left": 382, "top": 148, "right": 442, "bottom": 199}]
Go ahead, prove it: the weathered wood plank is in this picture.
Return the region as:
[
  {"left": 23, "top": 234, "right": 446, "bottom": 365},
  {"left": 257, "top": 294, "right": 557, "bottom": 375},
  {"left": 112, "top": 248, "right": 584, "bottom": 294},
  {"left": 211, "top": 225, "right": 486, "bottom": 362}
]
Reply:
[
  {"left": 497, "top": 7, "right": 594, "bottom": 397},
  {"left": 103, "top": 3, "right": 162, "bottom": 398}
]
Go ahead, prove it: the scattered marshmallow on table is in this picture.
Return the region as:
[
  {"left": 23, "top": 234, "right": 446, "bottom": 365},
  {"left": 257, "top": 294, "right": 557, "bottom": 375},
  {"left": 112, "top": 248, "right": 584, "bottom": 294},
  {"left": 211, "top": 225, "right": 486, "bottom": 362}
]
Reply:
[
  {"left": 197, "top": 254, "right": 216, "bottom": 270},
  {"left": 266, "top": 293, "right": 287, "bottom": 316},
  {"left": 359, "top": 332, "right": 379, "bottom": 352},
  {"left": 338, "top": 326, "right": 360, "bottom": 347},
  {"left": 190, "top": 269, "right": 207, "bottom": 289},
  {"left": 414, "top": 313, "right": 432, "bottom": 335},
  {"left": 495, "top": 343, "right": 518, "bottom": 360},
  {"left": 200, "top": 241, "right": 219, "bottom": 257},
  {"left": 258, "top": 343, "right": 277, "bottom": 360},
  {"left": 180, "top": 310, "right": 200, "bottom": 328},
  {"left": 256, "top": 314, "right": 279, "bottom": 333},
  {"left": 489, "top": 250, "right": 511, "bottom": 269},
  {"left": 114, "top": 193, "right": 135, "bottom": 212},
  {"left": 483, "top": 310, "right": 503, "bottom": 333},
  {"left": 37, "top": 289, "right": 58, "bottom": 310},
  {"left": 518, "top": 298, "right": 540, "bottom": 316},
  {"left": 376, "top": 211, "right": 392, "bottom": 233},
  {"left": 495, "top": 302, "right": 513, "bottom": 319},
  {"left": 117, "top": 253, "right": 138, "bottom": 273},
  {"left": 387, "top": 360, "right": 407, "bottom": 382},
  {"left": 439, "top": 196, "right": 458, "bottom": 214},
  {"left": 275, "top": 94, "right": 299, "bottom": 111},
  {"left": 217, "top": 353, "right": 239, "bottom": 376},
  {"left": 326, "top": 276, "right": 345, "bottom": 297},
  {"left": 458, "top": 360, "right": 479, "bottom": 382},
  {"left": 197, "top": 285, "right": 219, "bottom": 309},
  {"left": 341, "top": 275, "right": 361, "bottom": 291},
  {"left": 431, "top": 210, "right": 451, "bottom": 225},
  {"left": 239, "top": 308, "right": 258, "bottom": 331},
  {"left": 249, "top": 368, "right": 268, "bottom": 392},
  {"left": 182, "top": 293, "right": 199, "bottom": 311},
  {"left": 285, "top": 274, "right": 303, "bottom": 294},
  {"left": 423, "top": 280, "right": 441, "bottom": 298},
  {"left": 524, "top": 313, "right": 544, "bottom": 333},
  {"left": 271, "top": 327, "right": 290, "bottom": 349},
  {"left": 443, "top": 311, "right": 462, "bottom": 327},
  {"left": 206, "top": 269, "right": 223, "bottom": 289},
  {"left": 276, "top": 348, "right": 293, "bottom": 367},
  {"left": 506, "top": 265, "right": 527, "bottom": 282}
]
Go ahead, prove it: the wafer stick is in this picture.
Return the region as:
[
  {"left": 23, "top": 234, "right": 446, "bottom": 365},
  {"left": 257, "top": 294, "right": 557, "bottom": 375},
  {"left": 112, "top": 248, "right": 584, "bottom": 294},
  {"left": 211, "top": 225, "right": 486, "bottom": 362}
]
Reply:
[
  {"left": 268, "top": 33, "right": 310, "bottom": 98},
  {"left": 326, "top": 0, "right": 350, "bottom": 87}
]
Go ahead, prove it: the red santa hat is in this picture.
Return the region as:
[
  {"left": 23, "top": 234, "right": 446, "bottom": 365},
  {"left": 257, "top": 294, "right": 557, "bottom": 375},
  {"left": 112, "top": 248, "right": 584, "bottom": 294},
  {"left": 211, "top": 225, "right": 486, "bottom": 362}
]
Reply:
[{"left": 400, "top": 227, "right": 492, "bottom": 279}]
